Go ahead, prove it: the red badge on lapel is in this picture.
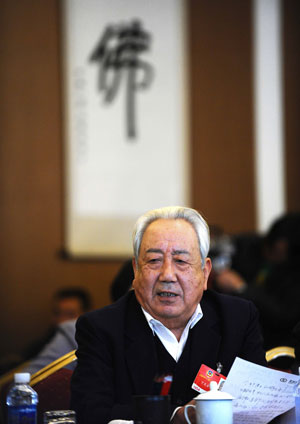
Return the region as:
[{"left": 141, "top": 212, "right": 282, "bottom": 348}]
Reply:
[{"left": 192, "top": 364, "right": 226, "bottom": 393}]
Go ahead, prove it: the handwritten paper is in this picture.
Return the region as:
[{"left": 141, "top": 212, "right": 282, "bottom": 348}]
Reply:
[{"left": 221, "top": 357, "right": 300, "bottom": 424}]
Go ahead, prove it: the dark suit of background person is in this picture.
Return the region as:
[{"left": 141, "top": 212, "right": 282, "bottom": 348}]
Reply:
[
  {"left": 212, "top": 212, "right": 300, "bottom": 350},
  {"left": 71, "top": 206, "right": 267, "bottom": 424}
]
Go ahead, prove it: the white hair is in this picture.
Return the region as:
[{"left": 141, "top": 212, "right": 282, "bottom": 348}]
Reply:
[{"left": 132, "top": 206, "right": 210, "bottom": 268}]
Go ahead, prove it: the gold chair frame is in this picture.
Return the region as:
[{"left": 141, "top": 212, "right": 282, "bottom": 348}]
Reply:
[
  {"left": 0, "top": 350, "right": 77, "bottom": 391},
  {"left": 30, "top": 349, "right": 77, "bottom": 386},
  {"left": 266, "top": 346, "right": 295, "bottom": 363}
]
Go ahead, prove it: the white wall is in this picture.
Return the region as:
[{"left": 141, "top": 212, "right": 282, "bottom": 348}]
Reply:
[{"left": 253, "top": 0, "right": 286, "bottom": 232}]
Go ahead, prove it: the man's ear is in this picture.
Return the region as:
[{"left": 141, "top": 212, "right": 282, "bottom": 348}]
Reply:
[
  {"left": 132, "top": 257, "right": 137, "bottom": 275},
  {"left": 132, "top": 257, "right": 137, "bottom": 289},
  {"left": 202, "top": 258, "right": 212, "bottom": 291}
]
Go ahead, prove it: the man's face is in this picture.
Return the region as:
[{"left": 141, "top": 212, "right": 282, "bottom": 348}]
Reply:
[
  {"left": 52, "top": 297, "right": 84, "bottom": 325},
  {"left": 132, "top": 219, "right": 211, "bottom": 333}
]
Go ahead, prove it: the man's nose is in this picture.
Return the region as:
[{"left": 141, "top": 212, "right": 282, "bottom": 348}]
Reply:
[{"left": 159, "top": 259, "right": 176, "bottom": 282}]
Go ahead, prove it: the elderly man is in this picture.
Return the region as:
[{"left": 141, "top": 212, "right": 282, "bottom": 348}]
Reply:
[{"left": 71, "top": 206, "right": 266, "bottom": 423}]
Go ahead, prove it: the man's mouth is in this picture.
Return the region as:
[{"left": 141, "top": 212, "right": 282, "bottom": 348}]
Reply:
[{"left": 157, "top": 292, "right": 177, "bottom": 297}]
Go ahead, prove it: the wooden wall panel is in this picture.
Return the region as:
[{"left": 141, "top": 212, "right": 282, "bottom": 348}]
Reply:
[
  {"left": 0, "top": 0, "right": 124, "bottom": 358},
  {"left": 188, "top": 0, "right": 256, "bottom": 233}
]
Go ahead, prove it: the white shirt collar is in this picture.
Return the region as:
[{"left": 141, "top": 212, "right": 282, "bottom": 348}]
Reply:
[
  {"left": 142, "top": 304, "right": 202, "bottom": 332},
  {"left": 141, "top": 304, "right": 203, "bottom": 362}
]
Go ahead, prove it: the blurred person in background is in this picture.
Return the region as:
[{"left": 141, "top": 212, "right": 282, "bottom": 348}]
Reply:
[
  {"left": 110, "top": 259, "right": 134, "bottom": 302},
  {"left": 22, "top": 287, "right": 92, "bottom": 375},
  {"left": 213, "top": 212, "right": 300, "bottom": 350}
]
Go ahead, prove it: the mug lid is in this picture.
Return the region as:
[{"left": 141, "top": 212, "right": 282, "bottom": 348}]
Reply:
[{"left": 194, "top": 381, "right": 234, "bottom": 400}]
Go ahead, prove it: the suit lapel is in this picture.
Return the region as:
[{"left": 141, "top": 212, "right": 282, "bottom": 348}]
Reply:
[
  {"left": 189, "top": 295, "right": 222, "bottom": 380},
  {"left": 124, "top": 293, "right": 157, "bottom": 394},
  {"left": 124, "top": 291, "right": 222, "bottom": 394}
]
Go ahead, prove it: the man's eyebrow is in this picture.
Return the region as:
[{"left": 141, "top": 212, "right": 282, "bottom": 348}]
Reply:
[
  {"left": 145, "top": 249, "right": 190, "bottom": 255},
  {"left": 145, "top": 248, "right": 163, "bottom": 254},
  {"left": 172, "top": 250, "right": 190, "bottom": 255}
]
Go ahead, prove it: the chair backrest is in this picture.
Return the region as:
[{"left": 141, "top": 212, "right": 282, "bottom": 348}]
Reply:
[
  {"left": 266, "top": 346, "right": 295, "bottom": 373},
  {"left": 0, "top": 350, "right": 77, "bottom": 424},
  {"left": 30, "top": 350, "right": 77, "bottom": 424},
  {"left": 32, "top": 368, "right": 74, "bottom": 424},
  {"left": 30, "top": 349, "right": 76, "bottom": 386}
]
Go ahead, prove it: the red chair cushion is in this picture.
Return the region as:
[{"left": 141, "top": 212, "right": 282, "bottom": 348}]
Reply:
[{"left": 33, "top": 368, "right": 73, "bottom": 424}]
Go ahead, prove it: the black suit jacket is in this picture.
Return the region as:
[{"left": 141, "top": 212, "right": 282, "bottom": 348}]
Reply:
[{"left": 71, "top": 290, "right": 266, "bottom": 424}]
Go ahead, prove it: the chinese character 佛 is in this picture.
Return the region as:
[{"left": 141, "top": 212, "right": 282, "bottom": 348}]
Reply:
[{"left": 90, "top": 19, "right": 154, "bottom": 139}]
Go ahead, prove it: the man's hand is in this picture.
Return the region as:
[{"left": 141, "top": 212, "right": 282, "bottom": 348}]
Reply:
[{"left": 170, "top": 400, "right": 196, "bottom": 424}]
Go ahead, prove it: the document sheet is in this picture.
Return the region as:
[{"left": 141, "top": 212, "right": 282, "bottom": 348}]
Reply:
[{"left": 221, "top": 357, "right": 300, "bottom": 424}]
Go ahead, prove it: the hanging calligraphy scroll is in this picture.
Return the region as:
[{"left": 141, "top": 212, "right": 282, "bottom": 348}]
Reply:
[{"left": 62, "top": 0, "right": 189, "bottom": 257}]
